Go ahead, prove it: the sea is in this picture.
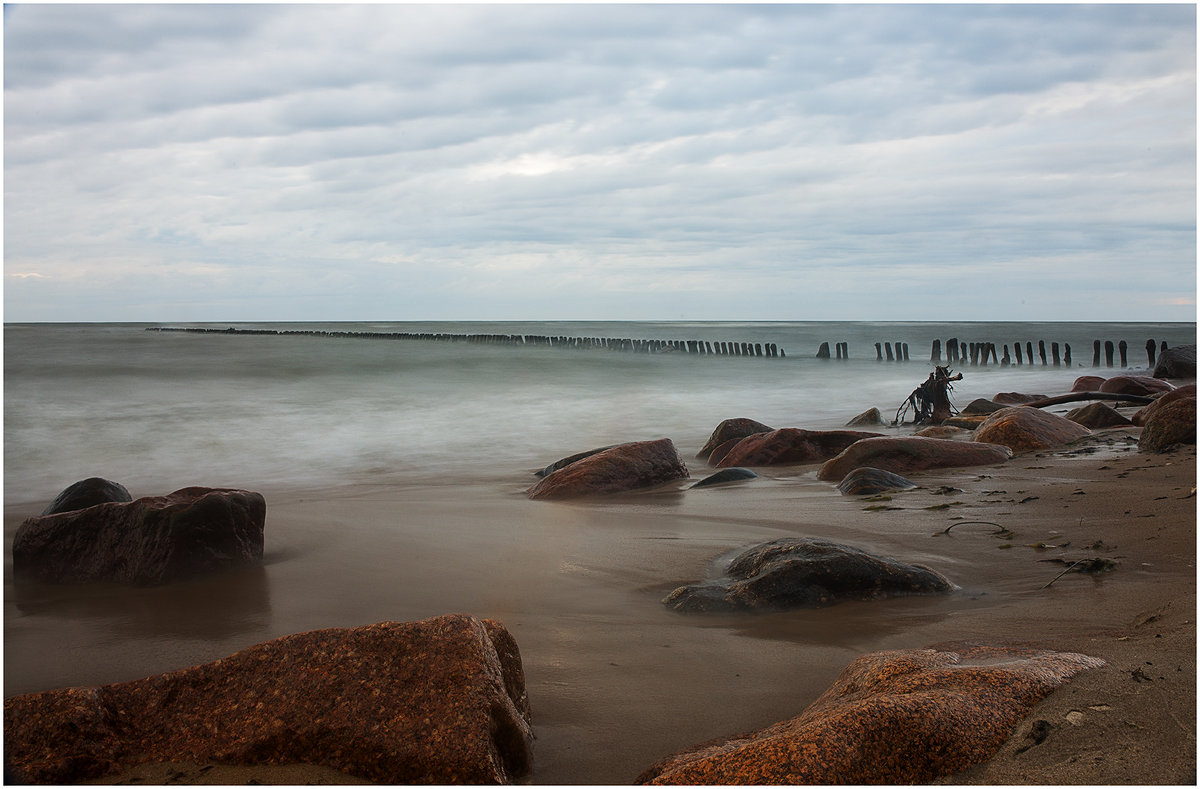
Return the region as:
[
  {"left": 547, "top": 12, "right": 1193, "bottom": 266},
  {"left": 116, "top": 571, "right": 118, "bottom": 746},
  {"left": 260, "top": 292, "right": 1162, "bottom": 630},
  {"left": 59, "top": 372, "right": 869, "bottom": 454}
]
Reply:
[{"left": 5, "top": 320, "right": 1194, "bottom": 507}]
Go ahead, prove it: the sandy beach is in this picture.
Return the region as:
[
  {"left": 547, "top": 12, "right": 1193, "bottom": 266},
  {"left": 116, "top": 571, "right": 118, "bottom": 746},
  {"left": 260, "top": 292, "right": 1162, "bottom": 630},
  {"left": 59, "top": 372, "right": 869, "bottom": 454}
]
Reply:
[{"left": 5, "top": 396, "right": 1196, "bottom": 785}]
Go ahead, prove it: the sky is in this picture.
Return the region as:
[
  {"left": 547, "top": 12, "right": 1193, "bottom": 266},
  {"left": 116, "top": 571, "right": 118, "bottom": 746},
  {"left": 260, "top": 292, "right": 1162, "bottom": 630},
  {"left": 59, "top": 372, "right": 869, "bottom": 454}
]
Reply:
[{"left": 3, "top": 3, "right": 1197, "bottom": 323}]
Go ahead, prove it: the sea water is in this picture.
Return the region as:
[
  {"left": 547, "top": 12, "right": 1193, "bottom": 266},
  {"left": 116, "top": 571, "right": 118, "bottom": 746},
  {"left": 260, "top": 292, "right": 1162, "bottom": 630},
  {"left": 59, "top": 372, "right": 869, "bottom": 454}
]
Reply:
[{"left": 4, "top": 320, "right": 1194, "bottom": 506}]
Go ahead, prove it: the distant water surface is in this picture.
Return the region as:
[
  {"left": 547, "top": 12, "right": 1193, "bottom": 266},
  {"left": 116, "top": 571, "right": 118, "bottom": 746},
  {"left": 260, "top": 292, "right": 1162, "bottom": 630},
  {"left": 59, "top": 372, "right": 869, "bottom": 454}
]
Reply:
[{"left": 5, "top": 320, "right": 1193, "bottom": 505}]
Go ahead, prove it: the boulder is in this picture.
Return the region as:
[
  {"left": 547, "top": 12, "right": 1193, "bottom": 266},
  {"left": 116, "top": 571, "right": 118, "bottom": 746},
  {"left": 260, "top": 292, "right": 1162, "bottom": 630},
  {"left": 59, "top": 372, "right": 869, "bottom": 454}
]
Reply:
[
  {"left": 992, "top": 392, "right": 1047, "bottom": 405},
  {"left": 835, "top": 467, "right": 918, "bottom": 496},
  {"left": 527, "top": 438, "right": 689, "bottom": 500},
  {"left": 696, "top": 418, "right": 773, "bottom": 460},
  {"left": 914, "top": 425, "right": 970, "bottom": 439},
  {"left": 12, "top": 487, "right": 266, "bottom": 586},
  {"left": 816, "top": 437, "right": 1012, "bottom": 482},
  {"left": 940, "top": 415, "right": 988, "bottom": 429},
  {"left": 845, "top": 407, "right": 885, "bottom": 427},
  {"left": 960, "top": 398, "right": 1005, "bottom": 416},
  {"left": 1132, "top": 384, "right": 1198, "bottom": 426},
  {"left": 1098, "top": 375, "right": 1175, "bottom": 397},
  {"left": 1071, "top": 375, "right": 1105, "bottom": 392},
  {"left": 637, "top": 644, "right": 1104, "bottom": 785},
  {"left": 1138, "top": 397, "right": 1197, "bottom": 453},
  {"left": 972, "top": 407, "right": 1091, "bottom": 454},
  {"left": 705, "top": 437, "right": 746, "bottom": 467},
  {"left": 534, "top": 445, "right": 616, "bottom": 477},
  {"left": 715, "top": 428, "right": 882, "bottom": 468},
  {"left": 1153, "top": 344, "right": 1196, "bottom": 379},
  {"left": 662, "top": 538, "right": 952, "bottom": 613},
  {"left": 1065, "top": 402, "right": 1132, "bottom": 429},
  {"left": 690, "top": 468, "right": 759, "bottom": 489},
  {"left": 3, "top": 614, "right": 533, "bottom": 785},
  {"left": 41, "top": 477, "right": 132, "bottom": 515}
]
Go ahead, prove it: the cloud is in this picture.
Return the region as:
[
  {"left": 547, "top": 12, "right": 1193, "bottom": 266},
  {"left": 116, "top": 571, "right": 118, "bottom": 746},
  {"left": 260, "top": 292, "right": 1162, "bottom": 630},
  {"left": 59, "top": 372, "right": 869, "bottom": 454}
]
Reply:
[{"left": 3, "top": 3, "right": 1195, "bottom": 322}]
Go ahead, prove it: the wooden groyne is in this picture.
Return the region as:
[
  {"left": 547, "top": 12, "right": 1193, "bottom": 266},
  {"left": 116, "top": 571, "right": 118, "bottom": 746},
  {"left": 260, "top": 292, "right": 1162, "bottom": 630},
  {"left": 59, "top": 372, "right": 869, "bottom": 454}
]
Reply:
[
  {"left": 146, "top": 327, "right": 787, "bottom": 358},
  {"left": 813, "top": 336, "right": 1170, "bottom": 368}
]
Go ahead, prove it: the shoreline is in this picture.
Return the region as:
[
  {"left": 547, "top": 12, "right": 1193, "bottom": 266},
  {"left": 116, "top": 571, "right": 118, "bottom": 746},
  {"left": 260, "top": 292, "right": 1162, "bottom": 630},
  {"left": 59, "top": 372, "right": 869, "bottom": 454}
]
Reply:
[{"left": 5, "top": 395, "right": 1196, "bottom": 784}]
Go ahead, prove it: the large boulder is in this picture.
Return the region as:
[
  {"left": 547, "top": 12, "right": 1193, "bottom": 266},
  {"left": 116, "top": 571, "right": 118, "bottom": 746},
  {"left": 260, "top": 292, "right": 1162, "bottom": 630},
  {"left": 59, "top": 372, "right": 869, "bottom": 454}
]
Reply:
[
  {"left": 1153, "top": 344, "right": 1196, "bottom": 379},
  {"left": 1071, "top": 375, "right": 1105, "bottom": 392},
  {"left": 41, "top": 477, "right": 132, "bottom": 516},
  {"left": 1132, "top": 384, "right": 1198, "bottom": 426},
  {"left": 12, "top": 487, "right": 266, "bottom": 586},
  {"left": 696, "top": 418, "right": 773, "bottom": 460},
  {"left": 992, "top": 392, "right": 1047, "bottom": 405},
  {"left": 1098, "top": 375, "right": 1175, "bottom": 397},
  {"left": 715, "top": 428, "right": 882, "bottom": 468},
  {"left": 816, "top": 437, "right": 1011, "bottom": 482},
  {"left": 637, "top": 644, "right": 1104, "bottom": 785},
  {"left": 527, "top": 438, "right": 689, "bottom": 500},
  {"left": 972, "top": 407, "right": 1091, "bottom": 454},
  {"left": 534, "top": 445, "right": 616, "bottom": 477},
  {"left": 1065, "top": 402, "right": 1132, "bottom": 429},
  {"left": 662, "top": 537, "right": 952, "bottom": 612},
  {"left": 3, "top": 614, "right": 533, "bottom": 785},
  {"left": 1138, "top": 397, "right": 1197, "bottom": 453},
  {"left": 835, "top": 467, "right": 918, "bottom": 496}
]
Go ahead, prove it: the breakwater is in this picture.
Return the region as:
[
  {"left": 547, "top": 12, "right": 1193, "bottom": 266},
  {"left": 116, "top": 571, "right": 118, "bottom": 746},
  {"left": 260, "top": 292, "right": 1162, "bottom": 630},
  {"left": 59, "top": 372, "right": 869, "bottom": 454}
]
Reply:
[
  {"left": 817, "top": 336, "right": 1171, "bottom": 368},
  {"left": 145, "top": 326, "right": 787, "bottom": 357}
]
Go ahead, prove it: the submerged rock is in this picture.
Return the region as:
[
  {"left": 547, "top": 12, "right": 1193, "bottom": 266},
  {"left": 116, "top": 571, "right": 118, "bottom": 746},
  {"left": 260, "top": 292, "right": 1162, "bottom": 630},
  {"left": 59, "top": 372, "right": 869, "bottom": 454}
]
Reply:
[
  {"left": 527, "top": 438, "right": 689, "bottom": 500},
  {"left": 835, "top": 467, "right": 918, "bottom": 496},
  {"left": 1098, "top": 375, "right": 1175, "bottom": 397},
  {"left": 637, "top": 643, "right": 1104, "bottom": 785},
  {"left": 972, "top": 407, "right": 1091, "bottom": 453},
  {"left": 960, "top": 398, "right": 1005, "bottom": 416},
  {"left": 845, "top": 407, "right": 885, "bottom": 427},
  {"left": 817, "top": 437, "right": 1011, "bottom": 481},
  {"left": 992, "top": 392, "right": 1047, "bottom": 405},
  {"left": 1153, "top": 344, "right": 1196, "bottom": 379},
  {"left": 662, "top": 537, "right": 952, "bottom": 613},
  {"left": 690, "top": 468, "right": 758, "bottom": 489},
  {"left": 3, "top": 614, "right": 533, "bottom": 785},
  {"left": 41, "top": 477, "right": 132, "bottom": 516},
  {"left": 715, "top": 428, "right": 881, "bottom": 468},
  {"left": 696, "top": 418, "right": 773, "bottom": 460},
  {"left": 13, "top": 487, "right": 266, "bottom": 586}
]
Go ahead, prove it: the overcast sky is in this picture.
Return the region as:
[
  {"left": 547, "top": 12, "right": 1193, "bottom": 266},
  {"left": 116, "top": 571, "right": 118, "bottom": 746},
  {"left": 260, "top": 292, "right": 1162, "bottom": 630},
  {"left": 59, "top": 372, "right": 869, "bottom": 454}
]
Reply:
[{"left": 4, "top": 3, "right": 1196, "bottom": 323}]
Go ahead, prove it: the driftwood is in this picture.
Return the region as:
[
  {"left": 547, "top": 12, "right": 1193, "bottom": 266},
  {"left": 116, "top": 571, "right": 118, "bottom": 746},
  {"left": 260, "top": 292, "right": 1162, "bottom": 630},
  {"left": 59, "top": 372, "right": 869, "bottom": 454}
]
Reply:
[
  {"left": 895, "top": 366, "right": 963, "bottom": 425},
  {"left": 1021, "top": 391, "right": 1155, "bottom": 409}
]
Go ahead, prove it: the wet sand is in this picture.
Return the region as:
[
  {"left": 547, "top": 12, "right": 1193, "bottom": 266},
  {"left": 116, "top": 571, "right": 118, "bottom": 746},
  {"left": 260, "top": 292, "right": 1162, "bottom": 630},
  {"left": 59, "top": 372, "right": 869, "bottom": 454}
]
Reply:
[{"left": 5, "top": 411, "right": 1196, "bottom": 784}]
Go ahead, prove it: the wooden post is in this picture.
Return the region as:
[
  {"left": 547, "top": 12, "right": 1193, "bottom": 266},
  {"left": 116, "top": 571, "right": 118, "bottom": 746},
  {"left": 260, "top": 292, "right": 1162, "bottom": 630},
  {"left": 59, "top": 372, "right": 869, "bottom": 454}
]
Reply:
[
  {"left": 835, "top": 342, "right": 843, "bottom": 360},
  {"left": 1093, "top": 340, "right": 1101, "bottom": 367},
  {"left": 876, "top": 342, "right": 883, "bottom": 361},
  {"left": 1105, "top": 340, "right": 1115, "bottom": 367},
  {"left": 902, "top": 343, "right": 910, "bottom": 361},
  {"left": 946, "top": 337, "right": 958, "bottom": 363},
  {"left": 817, "top": 342, "right": 831, "bottom": 359},
  {"left": 1014, "top": 343, "right": 1023, "bottom": 365},
  {"left": 1064, "top": 343, "right": 1072, "bottom": 366},
  {"left": 931, "top": 339, "right": 942, "bottom": 363},
  {"left": 1038, "top": 340, "right": 1047, "bottom": 366},
  {"left": 885, "top": 343, "right": 895, "bottom": 361},
  {"left": 1146, "top": 339, "right": 1157, "bottom": 368},
  {"left": 1118, "top": 340, "right": 1127, "bottom": 367},
  {"left": 1002, "top": 344, "right": 1011, "bottom": 366},
  {"left": 1051, "top": 342, "right": 1060, "bottom": 367}
]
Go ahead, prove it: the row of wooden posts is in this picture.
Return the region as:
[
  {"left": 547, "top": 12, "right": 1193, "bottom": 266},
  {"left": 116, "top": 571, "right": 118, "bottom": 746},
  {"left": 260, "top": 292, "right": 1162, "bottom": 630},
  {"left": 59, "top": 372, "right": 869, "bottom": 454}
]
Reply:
[
  {"left": 146, "top": 327, "right": 788, "bottom": 357},
  {"left": 816, "top": 338, "right": 1171, "bottom": 368}
]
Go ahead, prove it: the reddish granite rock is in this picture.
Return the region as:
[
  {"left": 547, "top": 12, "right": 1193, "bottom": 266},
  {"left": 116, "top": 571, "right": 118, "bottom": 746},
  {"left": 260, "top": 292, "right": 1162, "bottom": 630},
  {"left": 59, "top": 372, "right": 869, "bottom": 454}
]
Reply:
[
  {"left": 527, "top": 438, "right": 689, "bottom": 500},
  {"left": 1138, "top": 397, "right": 1197, "bottom": 453},
  {"left": 972, "top": 407, "right": 1091, "bottom": 454},
  {"left": 816, "top": 437, "right": 1011, "bottom": 481},
  {"left": 845, "top": 407, "right": 885, "bottom": 427},
  {"left": 992, "top": 392, "right": 1048, "bottom": 405},
  {"left": 4, "top": 614, "right": 533, "bottom": 785},
  {"left": 1065, "top": 402, "right": 1132, "bottom": 429},
  {"left": 637, "top": 643, "right": 1104, "bottom": 785},
  {"left": 696, "top": 418, "right": 773, "bottom": 459},
  {"left": 12, "top": 487, "right": 265, "bottom": 586},
  {"left": 1098, "top": 375, "right": 1176, "bottom": 397},
  {"left": 914, "top": 425, "right": 970, "bottom": 439},
  {"left": 715, "top": 428, "right": 881, "bottom": 468},
  {"left": 1071, "top": 375, "right": 1105, "bottom": 392},
  {"left": 1133, "top": 384, "right": 1198, "bottom": 426},
  {"left": 960, "top": 398, "right": 1005, "bottom": 415}
]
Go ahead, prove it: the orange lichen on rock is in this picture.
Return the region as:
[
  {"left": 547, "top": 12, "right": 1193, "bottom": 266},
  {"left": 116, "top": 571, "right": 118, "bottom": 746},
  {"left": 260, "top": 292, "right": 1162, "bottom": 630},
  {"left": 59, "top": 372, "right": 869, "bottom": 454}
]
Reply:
[
  {"left": 4, "top": 614, "right": 534, "bottom": 785},
  {"left": 637, "top": 643, "right": 1104, "bottom": 785}
]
